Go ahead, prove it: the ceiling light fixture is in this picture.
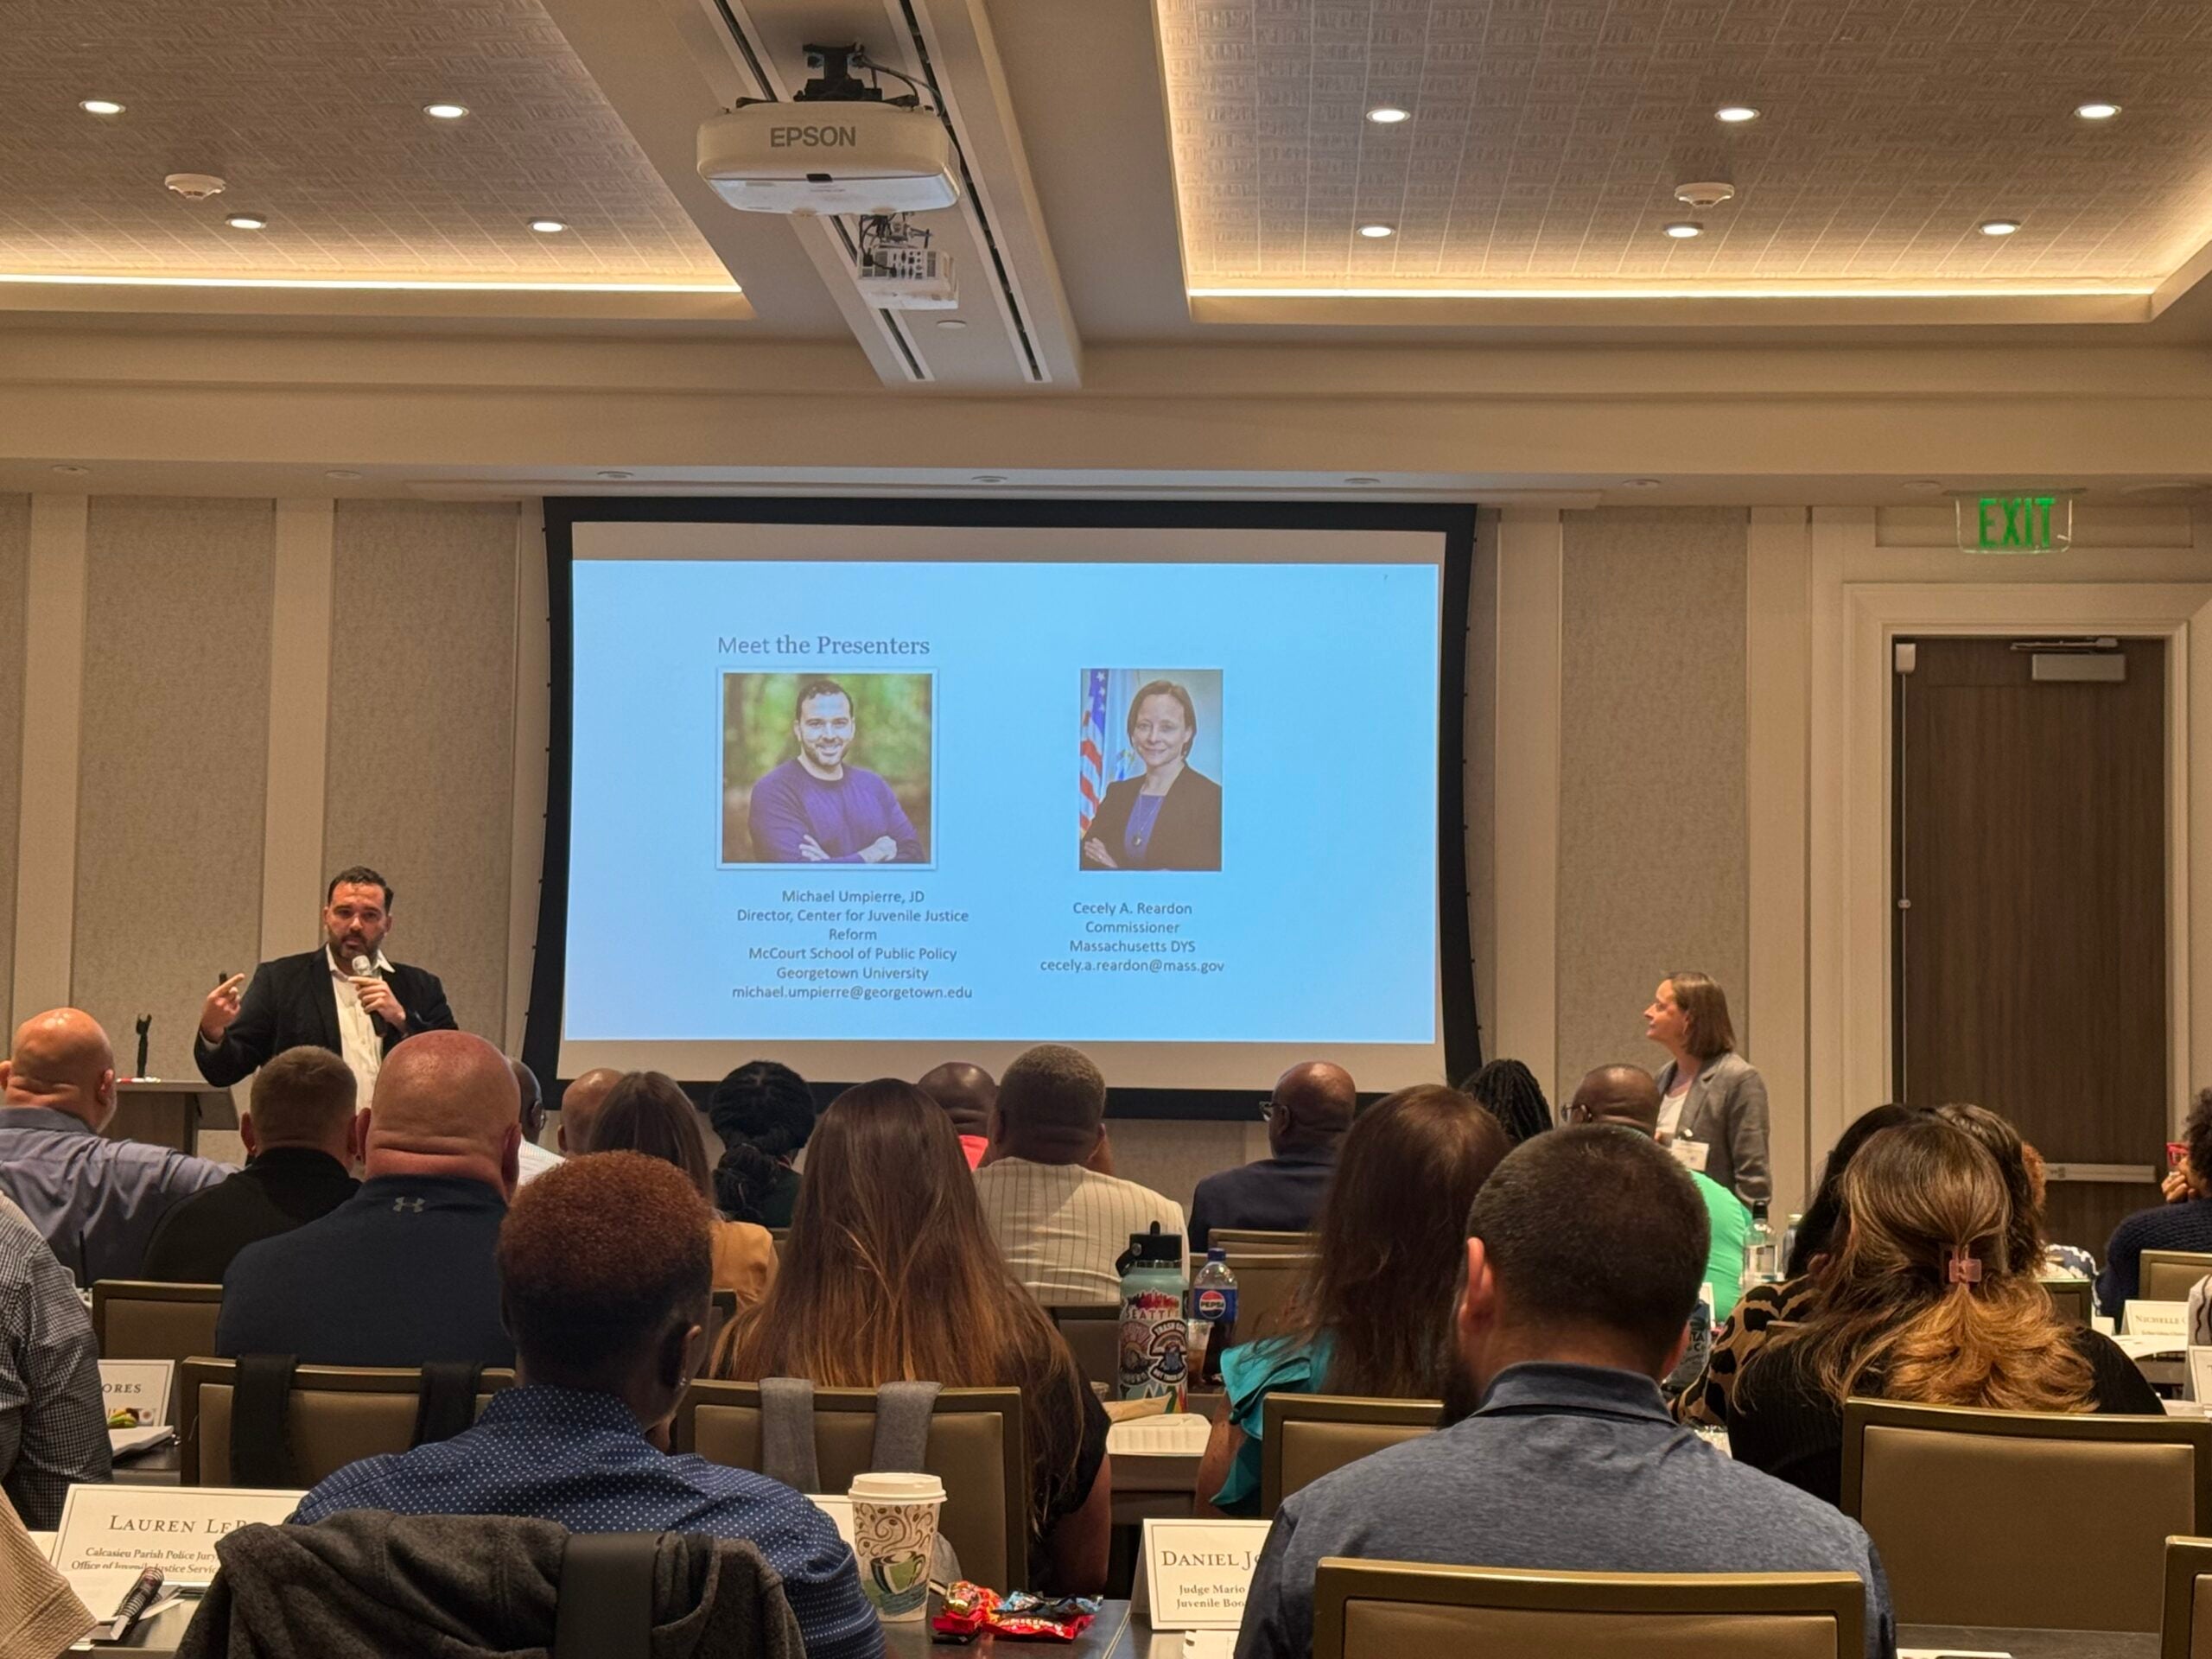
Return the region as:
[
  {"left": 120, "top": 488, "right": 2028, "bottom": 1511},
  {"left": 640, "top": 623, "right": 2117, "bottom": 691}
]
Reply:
[
  {"left": 423, "top": 102, "right": 470, "bottom": 120},
  {"left": 1980, "top": 218, "right": 2022, "bottom": 236},
  {"left": 1714, "top": 105, "right": 1760, "bottom": 124},
  {"left": 936, "top": 318, "right": 969, "bottom": 330},
  {"left": 528, "top": 218, "right": 567, "bottom": 234},
  {"left": 0, "top": 272, "right": 739, "bottom": 295},
  {"left": 1662, "top": 221, "right": 1704, "bottom": 238},
  {"left": 1366, "top": 105, "right": 1410, "bottom": 124},
  {"left": 50, "top": 464, "right": 90, "bottom": 477},
  {"left": 1344, "top": 476, "right": 1382, "bottom": 486},
  {"left": 324, "top": 469, "right": 363, "bottom": 480},
  {"left": 2075, "top": 101, "right": 2121, "bottom": 121},
  {"left": 973, "top": 474, "right": 1008, "bottom": 484},
  {"left": 595, "top": 469, "right": 634, "bottom": 480},
  {"left": 1357, "top": 224, "right": 1395, "bottom": 238},
  {"left": 224, "top": 213, "right": 268, "bottom": 231},
  {"left": 1621, "top": 479, "right": 1662, "bottom": 490},
  {"left": 79, "top": 99, "right": 125, "bottom": 116},
  {"left": 1904, "top": 479, "right": 1947, "bottom": 494}
]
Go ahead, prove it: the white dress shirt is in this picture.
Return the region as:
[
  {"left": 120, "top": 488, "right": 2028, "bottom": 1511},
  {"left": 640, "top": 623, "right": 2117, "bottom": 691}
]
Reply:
[{"left": 326, "top": 946, "right": 392, "bottom": 1104}]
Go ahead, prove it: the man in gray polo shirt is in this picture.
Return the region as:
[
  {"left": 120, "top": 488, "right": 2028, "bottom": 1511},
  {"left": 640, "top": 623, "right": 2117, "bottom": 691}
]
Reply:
[{"left": 1235, "top": 1126, "right": 1895, "bottom": 1659}]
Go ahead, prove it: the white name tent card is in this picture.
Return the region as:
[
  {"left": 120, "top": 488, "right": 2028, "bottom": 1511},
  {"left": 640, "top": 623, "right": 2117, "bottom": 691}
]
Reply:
[
  {"left": 48, "top": 1483, "right": 303, "bottom": 1612},
  {"left": 2190, "top": 1347, "right": 2212, "bottom": 1404},
  {"left": 807, "top": 1495, "right": 855, "bottom": 1548},
  {"left": 2122, "top": 1300, "right": 2188, "bottom": 1341},
  {"left": 98, "top": 1360, "right": 173, "bottom": 1427},
  {"left": 1141, "top": 1519, "right": 1271, "bottom": 1630}
]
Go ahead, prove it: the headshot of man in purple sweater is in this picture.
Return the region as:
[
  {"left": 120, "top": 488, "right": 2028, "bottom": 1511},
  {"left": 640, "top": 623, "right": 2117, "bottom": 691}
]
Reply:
[{"left": 747, "top": 678, "right": 925, "bottom": 865}]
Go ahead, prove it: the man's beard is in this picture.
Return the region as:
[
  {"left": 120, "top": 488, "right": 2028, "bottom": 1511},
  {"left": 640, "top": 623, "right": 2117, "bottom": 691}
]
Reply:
[{"left": 1440, "top": 1358, "right": 1485, "bottom": 1427}]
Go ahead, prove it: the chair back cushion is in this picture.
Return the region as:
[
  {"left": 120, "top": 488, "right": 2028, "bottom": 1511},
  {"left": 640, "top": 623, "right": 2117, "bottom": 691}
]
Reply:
[
  {"left": 191, "top": 1368, "right": 511, "bottom": 1487},
  {"left": 1220, "top": 1254, "right": 1312, "bottom": 1347},
  {"left": 1046, "top": 1309, "right": 1119, "bottom": 1393},
  {"left": 1278, "top": 1419, "right": 1433, "bottom": 1509},
  {"left": 2142, "top": 1252, "right": 2212, "bottom": 1304},
  {"left": 1342, "top": 1602, "right": 1840, "bottom": 1659}
]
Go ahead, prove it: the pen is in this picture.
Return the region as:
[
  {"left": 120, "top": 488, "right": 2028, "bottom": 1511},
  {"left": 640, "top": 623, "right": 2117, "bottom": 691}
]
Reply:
[{"left": 111, "top": 1565, "right": 164, "bottom": 1630}]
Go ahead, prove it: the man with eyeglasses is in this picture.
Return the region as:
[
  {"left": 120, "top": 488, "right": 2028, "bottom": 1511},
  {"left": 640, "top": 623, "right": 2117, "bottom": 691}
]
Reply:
[{"left": 1188, "top": 1063, "right": 1356, "bottom": 1252}]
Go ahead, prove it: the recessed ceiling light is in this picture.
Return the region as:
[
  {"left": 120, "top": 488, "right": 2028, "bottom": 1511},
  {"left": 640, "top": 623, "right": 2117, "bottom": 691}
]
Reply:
[
  {"left": 1662, "top": 221, "right": 1704, "bottom": 238},
  {"left": 50, "top": 464, "right": 90, "bottom": 476},
  {"left": 324, "top": 469, "right": 363, "bottom": 480},
  {"left": 973, "top": 474, "right": 1008, "bottom": 484},
  {"left": 1904, "top": 479, "right": 1947, "bottom": 494},
  {"left": 1366, "top": 105, "right": 1410, "bottom": 124},
  {"left": 1714, "top": 105, "right": 1760, "bottom": 124},
  {"left": 595, "top": 469, "right": 633, "bottom": 480},
  {"left": 224, "top": 213, "right": 268, "bottom": 231},
  {"left": 1980, "top": 218, "right": 2022, "bottom": 236},
  {"left": 79, "top": 99, "right": 125, "bottom": 117},
  {"left": 936, "top": 318, "right": 968, "bottom": 330},
  {"left": 2075, "top": 101, "right": 2121, "bottom": 121},
  {"left": 527, "top": 218, "right": 566, "bottom": 234},
  {"left": 1344, "top": 476, "right": 1382, "bottom": 486},
  {"left": 1357, "top": 223, "right": 1395, "bottom": 238},
  {"left": 1621, "top": 479, "right": 1662, "bottom": 490},
  {"left": 423, "top": 102, "right": 470, "bottom": 120}
]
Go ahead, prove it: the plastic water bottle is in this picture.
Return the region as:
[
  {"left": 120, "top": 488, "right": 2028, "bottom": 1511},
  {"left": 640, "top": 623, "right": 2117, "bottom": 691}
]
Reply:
[
  {"left": 1741, "top": 1198, "right": 1782, "bottom": 1292},
  {"left": 1187, "top": 1248, "right": 1239, "bottom": 1387},
  {"left": 1115, "top": 1224, "right": 1190, "bottom": 1407}
]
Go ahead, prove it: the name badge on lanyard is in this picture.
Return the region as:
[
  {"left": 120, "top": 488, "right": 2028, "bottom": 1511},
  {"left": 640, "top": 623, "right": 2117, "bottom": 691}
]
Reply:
[{"left": 1670, "top": 1138, "right": 1710, "bottom": 1174}]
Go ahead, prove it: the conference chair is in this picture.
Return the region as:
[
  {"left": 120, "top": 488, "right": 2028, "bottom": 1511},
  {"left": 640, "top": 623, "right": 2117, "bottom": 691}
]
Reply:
[
  {"left": 674, "top": 1381, "right": 1028, "bottom": 1591},
  {"left": 1219, "top": 1248, "right": 1313, "bottom": 1348},
  {"left": 1205, "top": 1228, "right": 1313, "bottom": 1254},
  {"left": 1310, "top": 1560, "right": 1865, "bottom": 1659},
  {"left": 1046, "top": 1304, "right": 1120, "bottom": 1392},
  {"left": 2044, "top": 1276, "right": 2094, "bottom": 1325},
  {"left": 2143, "top": 1251, "right": 2212, "bottom": 1304},
  {"left": 705, "top": 1287, "right": 739, "bottom": 1351},
  {"left": 90, "top": 1279, "right": 221, "bottom": 1426},
  {"left": 181, "top": 1358, "right": 515, "bottom": 1487},
  {"left": 2162, "top": 1536, "right": 2212, "bottom": 1659},
  {"left": 1259, "top": 1395, "right": 1442, "bottom": 1518},
  {"left": 1842, "top": 1396, "right": 2212, "bottom": 1630}
]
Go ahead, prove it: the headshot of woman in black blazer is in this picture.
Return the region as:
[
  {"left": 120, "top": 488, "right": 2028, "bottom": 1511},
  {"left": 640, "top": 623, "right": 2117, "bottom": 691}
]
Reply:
[{"left": 1081, "top": 679, "right": 1222, "bottom": 872}]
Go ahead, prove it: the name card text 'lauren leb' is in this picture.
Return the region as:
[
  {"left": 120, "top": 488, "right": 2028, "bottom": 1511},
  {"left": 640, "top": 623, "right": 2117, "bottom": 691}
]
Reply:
[
  {"left": 49, "top": 1484, "right": 304, "bottom": 1612},
  {"left": 1142, "top": 1519, "right": 1272, "bottom": 1630}
]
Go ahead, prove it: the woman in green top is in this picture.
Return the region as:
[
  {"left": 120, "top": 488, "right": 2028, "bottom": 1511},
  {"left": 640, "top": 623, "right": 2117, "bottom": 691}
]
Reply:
[
  {"left": 1197, "top": 1084, "right": 1511, "bottom": 1516},
  {"left": 709, "top": 1058, "right": 815, "bottom": 1228}
]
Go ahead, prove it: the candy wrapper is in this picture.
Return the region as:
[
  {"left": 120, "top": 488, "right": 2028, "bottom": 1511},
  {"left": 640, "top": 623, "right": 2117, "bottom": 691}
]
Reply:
[{"left": 930, "top": 1581, "right": 1102, "bottom": 1643}]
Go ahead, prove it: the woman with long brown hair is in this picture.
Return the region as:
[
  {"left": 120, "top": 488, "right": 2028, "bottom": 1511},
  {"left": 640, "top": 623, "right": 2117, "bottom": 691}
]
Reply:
[
  {"left": 710, "top": 1079, "right": 1111, "bottom": 1592},
  {"left": 1197, "top": 1084, "right": 1511, "bottom": 1516},
  {"left": 1731, "top": 1115, "right": 2158, "bottom": 1505},
  {"left": 1644, "top": 969, "right": 1770, "bottom": 1205}
]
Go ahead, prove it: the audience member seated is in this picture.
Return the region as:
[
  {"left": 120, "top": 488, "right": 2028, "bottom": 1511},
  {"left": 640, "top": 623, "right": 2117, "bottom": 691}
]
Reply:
[
  {"left": 1198, "top": 1085, "right": 1508, "bottom": 1516},
  {"left": 0, "top": 1193, "right": 106, "bottom": 1529},
  {"left": 0, "top": 1008, "right": 228, "bottom": 1283},
  {"left": 1460, "top": 1057, "right": 1553, "bottom": 1145},
  {"left": 708, "top": 1060, "right": 815, "bottom": 1228},
  {"left": 1235, "top": 1126, "right": 1896, "bottom": 1659},
  {"left": 553, "top": 1066, "right": 620, "bottom": 1154},
  {"left": 1930, "top": 1102, "right": 2088, "bottom": 1292},
  {"left": 1671, "top": 1103, "right": 1921, "bottom": 1428},
  {"left": 1730, "top": 1116, "right": 2158, "bottom": 1507},
  {"left": 915, "top": 1061, "right": 995, "bottom": 1171},
  {"left": 1567, "top": 1065, "right": 1750, "bottom": 1319},
  {"left": 973, "top": 1045, "right": 1182, "bottom": 1305},
  {"left": 0, "top": 1484, "right": 93, "bottom": 1654},
  {"left": 715, "top": 1080, "right": 1111, "bottom": 1593},
  {"left": 2099, "top": 1087, "right": 2212, "bottom": 1313},
  {"left": 217, "top": 1031, "right": 519, "bottom": 1368},
  {"left": 584, "top": 1071, "right": 778, "bottom": 1309},
  {"left": 2019, "top": 1144, "right": 2098, "bottom": 1280},
  {"left": 296, "top": 1152, "right": 880, "bottom": 1659},
  {"left": 1188, "top": 1062, "right": 1353, "bottom": 1252},
  {"left": 143, "top": 1047, "right": 363, "bottom": 1284},
  {"left": 510, "top": 1058, "right": 561, "bottom": 1185}
]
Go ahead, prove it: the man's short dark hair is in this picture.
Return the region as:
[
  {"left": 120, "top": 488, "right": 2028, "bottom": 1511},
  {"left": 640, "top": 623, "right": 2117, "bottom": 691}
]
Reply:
[
  {"left": 995, "top": 1044, "right": 1108, "bottom": 1157},
  {"left": 499, "top": 1152, "right": 712, "bottom": 1380},
  {"left": 793, "top": 679, "right": 851, "bottom": 721},
  {"left": 248, "top": 1046, "right": 357, "bottom": 1144},
  {"left": 325, "top": 865, "right": 393, "bottom": 909},
  {"left": 1467, "top": 1126, "right": 1709, "bottom": 1370}
]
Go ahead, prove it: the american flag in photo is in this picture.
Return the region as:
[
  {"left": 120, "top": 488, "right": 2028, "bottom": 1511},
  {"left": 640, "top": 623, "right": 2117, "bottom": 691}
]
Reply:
[{"left": 1080, "top": 668, "right": 1109, "bottom": 833}]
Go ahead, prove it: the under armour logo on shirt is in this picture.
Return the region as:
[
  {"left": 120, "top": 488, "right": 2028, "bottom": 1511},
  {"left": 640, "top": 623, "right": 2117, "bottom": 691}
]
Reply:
[{"left": 392, "top": 1198, "right": 425, "bottom": 1214}]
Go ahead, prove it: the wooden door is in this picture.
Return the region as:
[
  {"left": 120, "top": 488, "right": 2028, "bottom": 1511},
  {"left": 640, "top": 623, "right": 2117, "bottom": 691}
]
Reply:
[{"left": 1894, "top": 637, "right": 2167, "bottom": 1255}]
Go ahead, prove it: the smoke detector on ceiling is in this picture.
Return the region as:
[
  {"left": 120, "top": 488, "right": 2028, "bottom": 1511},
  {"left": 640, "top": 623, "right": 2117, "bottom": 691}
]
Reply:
[
  {"left": 1675, "top": 181, "right": 1736, "bottom": 208},
  {"left": 164, "top": 173, "right": 226, "bottom": 200}
]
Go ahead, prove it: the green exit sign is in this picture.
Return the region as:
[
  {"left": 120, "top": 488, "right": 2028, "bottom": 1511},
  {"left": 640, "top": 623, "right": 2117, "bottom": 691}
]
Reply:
[{"left": 1957, "top": 493, "right": 2072, "bottom": 555}]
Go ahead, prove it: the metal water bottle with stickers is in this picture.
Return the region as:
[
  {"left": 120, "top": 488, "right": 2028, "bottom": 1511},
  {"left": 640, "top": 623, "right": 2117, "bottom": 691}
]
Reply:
[{"left": 1116, "top": 1224, "right": 1190, "bottom": 1407}]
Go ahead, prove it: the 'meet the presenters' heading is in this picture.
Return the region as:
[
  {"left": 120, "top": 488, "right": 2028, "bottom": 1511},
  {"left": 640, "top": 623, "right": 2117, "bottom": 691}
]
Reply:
[{"left": 720, "top": 634, "right": 931, "bottom": 657}]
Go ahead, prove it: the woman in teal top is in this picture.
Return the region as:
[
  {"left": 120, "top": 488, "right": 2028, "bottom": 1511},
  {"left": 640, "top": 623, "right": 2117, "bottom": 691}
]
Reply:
[{"left": 1199, "top": 1085, "right": 1512, "bottom": 1515}]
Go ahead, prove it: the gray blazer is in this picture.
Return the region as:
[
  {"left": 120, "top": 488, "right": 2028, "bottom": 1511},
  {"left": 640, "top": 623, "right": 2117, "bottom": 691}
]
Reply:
[{"left": 1653, "top": 1050, "right": 1770, "bottom": 1207}]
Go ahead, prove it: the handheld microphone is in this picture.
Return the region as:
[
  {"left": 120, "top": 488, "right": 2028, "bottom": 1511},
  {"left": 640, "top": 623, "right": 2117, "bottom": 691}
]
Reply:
[{"left": 349, "top": 954, "right": 376, "bottom": 979}]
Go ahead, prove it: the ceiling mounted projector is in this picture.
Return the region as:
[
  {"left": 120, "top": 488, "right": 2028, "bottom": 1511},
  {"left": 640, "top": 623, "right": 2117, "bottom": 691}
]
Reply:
[{"left": 697, "top": 101, "right": 959, "bottom": 216}]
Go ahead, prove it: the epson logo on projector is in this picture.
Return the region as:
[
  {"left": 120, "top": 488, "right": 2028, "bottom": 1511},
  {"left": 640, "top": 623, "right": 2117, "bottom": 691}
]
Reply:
[{"left": 769, "top": 125, "right": 858, "bottom": 149}]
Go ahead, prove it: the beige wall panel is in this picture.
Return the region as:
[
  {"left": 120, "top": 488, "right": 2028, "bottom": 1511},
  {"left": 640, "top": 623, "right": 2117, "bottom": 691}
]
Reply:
[
  {"left": 326, "top": 501, "right": 519, "bottom": 1044},
  {"left": 1556, "top": 507, "right": 1751, "bottom": 1098},
  {"left": 73, "top": 497, "right": 274, "bottom": 1077},
  {"left": 1466, "top": 512, "right": 1498, "bottom": 1068},
  {"left": 0, "top": 496, "right": 27, "bottom": 1026}
]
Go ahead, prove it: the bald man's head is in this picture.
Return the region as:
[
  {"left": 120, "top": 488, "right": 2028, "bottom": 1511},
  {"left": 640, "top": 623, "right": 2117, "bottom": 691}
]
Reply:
[
  {"left": 365, "top": 1031, "right": 521, "bottom": 1192},
  {"left": 916, "top": 1062, "right": 996, "bottom": 1138},
  {"left": 558, "top": 1067, "right": 622, "bottom": 1154},
  {"left": 1268, "top": 1062, "right": 1356, "bottom": 1154},
  {"left": 0, "top": 1009, "right": 118, "bottom": 1131},
  {"left": 1570, "top": 1065, "right": 1662, "bottom": 1135}
]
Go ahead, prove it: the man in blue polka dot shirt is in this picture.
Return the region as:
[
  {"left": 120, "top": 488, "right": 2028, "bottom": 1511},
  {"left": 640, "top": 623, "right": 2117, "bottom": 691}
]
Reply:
[{"left": 296, "top": 1152, "right": 882, "bottom": 1659}]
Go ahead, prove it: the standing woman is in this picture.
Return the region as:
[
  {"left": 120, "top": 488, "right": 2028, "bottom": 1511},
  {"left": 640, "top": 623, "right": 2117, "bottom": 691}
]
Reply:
[
  {"left": 1081, "top": 680, "right": 1222, "bottom": 872},
  {"left": 1645, "top": 971, "right": 1770, "bottom": 1206}
]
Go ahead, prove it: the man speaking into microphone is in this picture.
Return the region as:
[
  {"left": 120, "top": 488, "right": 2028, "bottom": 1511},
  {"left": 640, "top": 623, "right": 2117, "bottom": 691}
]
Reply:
[{"left": 194, "top": 866, "right": 457, "bottom": 1095}]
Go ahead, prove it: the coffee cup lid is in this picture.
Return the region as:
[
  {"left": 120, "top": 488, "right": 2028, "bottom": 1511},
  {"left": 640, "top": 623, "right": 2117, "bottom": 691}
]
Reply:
[{"left": 849, "top": 1471, "right": 946, "bottom": 1503}]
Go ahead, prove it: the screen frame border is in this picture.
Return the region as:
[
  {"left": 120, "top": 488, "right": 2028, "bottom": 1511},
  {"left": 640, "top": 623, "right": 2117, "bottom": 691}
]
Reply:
[{"left": 528, "top": 495, "right": 1480, "bottom": 1121}]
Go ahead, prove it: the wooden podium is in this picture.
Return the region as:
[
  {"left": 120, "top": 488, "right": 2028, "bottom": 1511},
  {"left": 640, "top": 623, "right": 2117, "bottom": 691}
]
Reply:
[{"left": 107, "top": 1080, "right": 238, "bottom": 1155}]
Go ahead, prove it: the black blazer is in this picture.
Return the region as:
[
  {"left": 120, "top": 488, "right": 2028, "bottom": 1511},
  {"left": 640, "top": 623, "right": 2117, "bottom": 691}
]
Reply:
[
  {"left": 194, "top": 948, "right": 457, "bottom": 1088},
  {"left": 1082, "top": 767, "right": 1223, "bottom": 872}
]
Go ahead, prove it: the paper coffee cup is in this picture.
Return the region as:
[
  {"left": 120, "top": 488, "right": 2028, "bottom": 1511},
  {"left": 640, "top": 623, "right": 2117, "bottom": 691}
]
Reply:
[{"left": 848, "top": 1471, "right": 946, "bottom": 1621}]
